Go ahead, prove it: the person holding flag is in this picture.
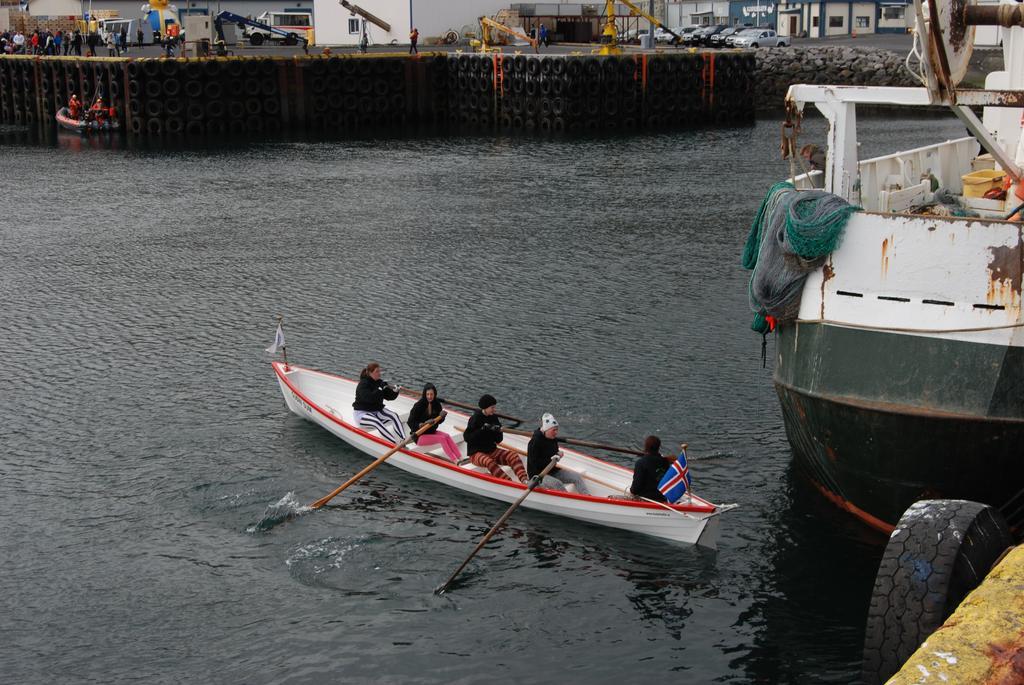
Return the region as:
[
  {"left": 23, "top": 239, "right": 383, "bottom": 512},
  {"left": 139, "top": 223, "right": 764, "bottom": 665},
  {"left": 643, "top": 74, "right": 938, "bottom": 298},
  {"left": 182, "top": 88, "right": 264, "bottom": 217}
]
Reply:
[
  {"left": 657, "top": 443, "right": 691, "bottom": 504},
  {"left": 627, "top": 435, "right": 677, "bottom": 502}
]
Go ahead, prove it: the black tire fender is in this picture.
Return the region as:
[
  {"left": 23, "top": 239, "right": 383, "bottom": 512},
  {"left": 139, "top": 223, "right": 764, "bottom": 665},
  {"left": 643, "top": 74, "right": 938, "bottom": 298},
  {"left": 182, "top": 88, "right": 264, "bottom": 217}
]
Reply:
[
  {"left": 861, "top": 499, "right": 1013, "bottom": 685},
  {"left": 204, "top": 81, "right": 223, "bottom": 99},
  {"left": 165, "top": 116, "right": 184, "bottom": 135},
  {"left": 205, "top": 100, "right": 225, "bottom": 118}
]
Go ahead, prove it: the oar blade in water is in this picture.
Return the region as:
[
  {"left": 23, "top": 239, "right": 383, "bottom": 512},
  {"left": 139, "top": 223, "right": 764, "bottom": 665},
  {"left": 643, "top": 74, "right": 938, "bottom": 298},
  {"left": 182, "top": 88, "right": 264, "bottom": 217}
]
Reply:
[{"left": 248, "top": 492, "right": 311, "bottom": 532}]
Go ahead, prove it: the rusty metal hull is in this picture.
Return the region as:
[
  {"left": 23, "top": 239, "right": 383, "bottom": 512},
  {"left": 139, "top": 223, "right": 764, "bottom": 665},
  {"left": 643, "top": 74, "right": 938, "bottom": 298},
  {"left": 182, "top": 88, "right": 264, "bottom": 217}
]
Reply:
[{"left": 775, "top": 321, "right": 1024, "bottom": 532}]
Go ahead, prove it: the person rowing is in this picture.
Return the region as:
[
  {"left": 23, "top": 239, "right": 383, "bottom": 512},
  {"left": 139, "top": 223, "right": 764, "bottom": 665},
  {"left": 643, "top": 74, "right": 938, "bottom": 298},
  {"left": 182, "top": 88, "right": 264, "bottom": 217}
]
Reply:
[
  {"left": 465, "top": 394, "right": 528, "bottom": 484},
  {"left": 526, "top": 413, "right": 589, "bottom": 494},
  {"left": 352, "top": 362, "right": 406, "bottom": 444},
  {"left": 407, "top": 383, "right": 462, "bottom": 463}
]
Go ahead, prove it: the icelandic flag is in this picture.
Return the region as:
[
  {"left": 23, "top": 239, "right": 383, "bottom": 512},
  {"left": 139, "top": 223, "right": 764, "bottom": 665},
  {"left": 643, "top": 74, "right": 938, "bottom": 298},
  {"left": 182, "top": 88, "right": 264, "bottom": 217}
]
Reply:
[
  {"left": 265, "top": 322, "right": 285, "bottom": 354},
  {"left": 658, "top": 448, "right": 691, "bottom": 503}
]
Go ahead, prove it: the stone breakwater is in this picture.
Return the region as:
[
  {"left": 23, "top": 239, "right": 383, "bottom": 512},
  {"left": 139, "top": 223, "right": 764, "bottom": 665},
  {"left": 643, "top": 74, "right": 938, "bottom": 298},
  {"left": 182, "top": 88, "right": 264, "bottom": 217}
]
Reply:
[{"left": 754, "top": 46, "right": 918, "bottom": 108}]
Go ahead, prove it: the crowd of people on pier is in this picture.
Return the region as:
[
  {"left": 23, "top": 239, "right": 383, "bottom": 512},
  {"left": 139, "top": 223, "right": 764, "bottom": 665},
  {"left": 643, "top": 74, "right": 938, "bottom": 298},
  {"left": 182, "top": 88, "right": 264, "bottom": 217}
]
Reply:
[
  {"left": 1, "top": 28, "right": 137, "bottom": 57},
  {"left": 1, "top": 27, "right": 190, "bottom": 58},
  {"left": 353, "top": 362, "right": 683, "bottom": 502}
]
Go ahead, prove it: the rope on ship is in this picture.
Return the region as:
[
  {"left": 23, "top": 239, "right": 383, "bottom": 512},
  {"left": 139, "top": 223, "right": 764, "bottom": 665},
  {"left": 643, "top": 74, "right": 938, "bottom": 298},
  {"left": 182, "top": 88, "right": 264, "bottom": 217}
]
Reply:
[
  {"left": 795, "top": 318, "right": 1024, "bottom": 335},
  {"left": 742, "top": 182, "right": 861, "bottom": 335}
]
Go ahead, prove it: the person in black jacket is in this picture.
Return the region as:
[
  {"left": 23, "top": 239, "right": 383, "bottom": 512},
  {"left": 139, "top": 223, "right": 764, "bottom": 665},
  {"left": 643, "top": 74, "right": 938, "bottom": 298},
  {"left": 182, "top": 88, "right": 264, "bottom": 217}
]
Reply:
[
  {"left": 628, "top": 435, "right": 676, "bottom": 502},
  {"left": 464, "top": 394, "right": 528, "bottom": 483},
  {"left": 351, "top": 362, "right": 406, "bottom": 443},
  {"left": 407, "top": 383, "right": 461, "bottom": 463},
  {"left": 526, "top": 413, "right": 589, "bottom": 494}
]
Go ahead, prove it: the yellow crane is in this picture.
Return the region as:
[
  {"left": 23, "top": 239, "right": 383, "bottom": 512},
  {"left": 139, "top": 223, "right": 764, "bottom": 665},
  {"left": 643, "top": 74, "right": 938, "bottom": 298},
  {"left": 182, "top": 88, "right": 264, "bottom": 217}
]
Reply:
[
  {"left": 597, "top": 0, "right": 681, "bottom": 55},
  {"left": 472, "top": 16, "right": 539, "bottom": 54}
]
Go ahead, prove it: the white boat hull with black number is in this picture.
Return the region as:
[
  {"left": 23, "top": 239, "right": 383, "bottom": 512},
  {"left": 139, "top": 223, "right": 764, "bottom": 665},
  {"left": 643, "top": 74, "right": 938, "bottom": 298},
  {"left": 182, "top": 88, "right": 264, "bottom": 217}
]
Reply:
[{"left": 273, "top": 362, "right": 728, "bottom": 547}]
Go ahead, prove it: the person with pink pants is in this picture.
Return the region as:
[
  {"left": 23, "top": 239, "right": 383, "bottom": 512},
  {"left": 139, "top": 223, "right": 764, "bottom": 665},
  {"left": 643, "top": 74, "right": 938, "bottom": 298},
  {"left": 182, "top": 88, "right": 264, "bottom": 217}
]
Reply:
[{"left": 407, "top": 383, "right": 462, "bottom": 463}]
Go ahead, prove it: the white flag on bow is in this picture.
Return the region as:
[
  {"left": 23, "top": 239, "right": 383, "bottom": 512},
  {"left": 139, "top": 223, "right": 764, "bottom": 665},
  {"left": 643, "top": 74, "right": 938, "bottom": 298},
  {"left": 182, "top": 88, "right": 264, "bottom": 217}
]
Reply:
[{"left": 265, "top": 322, "right": 286, "bottom": 354}]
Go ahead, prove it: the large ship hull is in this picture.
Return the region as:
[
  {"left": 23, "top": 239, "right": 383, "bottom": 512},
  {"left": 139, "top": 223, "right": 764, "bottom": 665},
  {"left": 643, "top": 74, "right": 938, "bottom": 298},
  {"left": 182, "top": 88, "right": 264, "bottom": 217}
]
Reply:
[{"left": 775, "top": 321, "right": 1024, "bottom": 532}]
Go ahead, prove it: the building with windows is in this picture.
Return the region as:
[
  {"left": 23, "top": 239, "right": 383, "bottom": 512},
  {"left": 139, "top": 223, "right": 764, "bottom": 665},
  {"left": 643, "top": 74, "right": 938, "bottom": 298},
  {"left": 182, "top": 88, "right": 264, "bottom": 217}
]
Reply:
[
  {"left": 311, "top": 0, "right": 507, "bottom": 46},
  {"left": 668, "top": 0, "right": 909, "bottom": 35},
  {"left": 776, "top": 0, "right": 911, "bottom": 38},
  {"left": 666, "top": 2, "right": 730, "bottom": 27},
  {"left": 667, "top": 1, "right": 775, "bottom": 28}
]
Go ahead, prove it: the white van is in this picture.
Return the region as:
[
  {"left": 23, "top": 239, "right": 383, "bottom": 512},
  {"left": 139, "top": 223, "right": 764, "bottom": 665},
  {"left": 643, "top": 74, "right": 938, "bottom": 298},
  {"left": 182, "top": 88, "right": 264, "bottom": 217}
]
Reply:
[{"left": 247, "top": 11, "right": 312, "bottom": 45}]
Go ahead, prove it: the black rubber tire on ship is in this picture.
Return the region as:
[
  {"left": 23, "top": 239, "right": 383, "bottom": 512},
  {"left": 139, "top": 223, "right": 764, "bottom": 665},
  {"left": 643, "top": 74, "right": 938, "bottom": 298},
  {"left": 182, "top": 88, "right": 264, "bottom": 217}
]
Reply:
[{"left": 861, "top": 499, "right": 1014, "bottom": 685}]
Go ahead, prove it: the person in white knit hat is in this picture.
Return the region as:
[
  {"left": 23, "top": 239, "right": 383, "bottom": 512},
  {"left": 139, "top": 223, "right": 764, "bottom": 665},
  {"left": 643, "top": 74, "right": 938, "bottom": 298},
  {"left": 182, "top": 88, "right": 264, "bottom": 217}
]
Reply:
[{"left": 526, "top": 413, "right": 589, "bottom": 494}]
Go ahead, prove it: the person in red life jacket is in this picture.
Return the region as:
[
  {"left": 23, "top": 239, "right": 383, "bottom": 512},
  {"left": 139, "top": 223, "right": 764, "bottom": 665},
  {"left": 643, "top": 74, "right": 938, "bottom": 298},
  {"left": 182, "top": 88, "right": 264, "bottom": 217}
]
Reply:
[
  {"left": 90, "top": 97, "right": 107, "bottom": 125},
  {"left": 68, "top": 94, "right": 82, "bottom": 120},
  {"left": 409, "top": 27, "right": 418, "bottom": 54},
  {"left": 465, "top": 394, "right": 528, "bottom": 484}
]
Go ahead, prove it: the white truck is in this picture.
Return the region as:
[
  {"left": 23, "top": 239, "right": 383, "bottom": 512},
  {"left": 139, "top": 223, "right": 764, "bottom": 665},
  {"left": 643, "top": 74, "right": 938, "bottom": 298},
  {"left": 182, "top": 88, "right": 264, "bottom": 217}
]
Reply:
[{"left": 245, "top": 11, "right": 313, "bottom": 45}]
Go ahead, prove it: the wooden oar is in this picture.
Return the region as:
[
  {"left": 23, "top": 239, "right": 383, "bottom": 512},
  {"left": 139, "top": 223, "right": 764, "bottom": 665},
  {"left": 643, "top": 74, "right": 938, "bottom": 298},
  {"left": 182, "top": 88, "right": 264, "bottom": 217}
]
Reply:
[
  {"left": 309, "top": 412, "right": 446, "bottom": 510},
  {"left": 396, "top": 386, "right": 527, "bottom": 426},
  {"left": 436, "top": 454, "right": 563, "bottom": 594},
  {"left": 501, "top": 426, "right": 646, "bottom": 457}
]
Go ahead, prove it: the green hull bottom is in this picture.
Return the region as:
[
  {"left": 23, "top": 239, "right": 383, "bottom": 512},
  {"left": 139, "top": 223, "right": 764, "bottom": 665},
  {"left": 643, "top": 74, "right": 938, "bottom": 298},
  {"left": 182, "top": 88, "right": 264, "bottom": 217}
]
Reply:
[{"left": 774, "top": 322, "right": 1024, "bottom": 531}]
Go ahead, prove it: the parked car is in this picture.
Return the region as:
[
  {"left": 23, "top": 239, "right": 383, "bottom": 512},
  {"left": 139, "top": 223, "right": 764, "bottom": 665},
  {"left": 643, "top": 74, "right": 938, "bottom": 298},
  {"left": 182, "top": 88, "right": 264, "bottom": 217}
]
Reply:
[
  {"left": 724, "top": 26, "right": 756, "bottom": 47},
  {"left": 653, "top": 27, "right": 674, "bottom": 43},
  {"left": 696, "top": 24, "right": 728, "bottom": 46},
  {"left": 731, "top": 28, "right": 789, "bottom": 48},
  {"left": 666, "top": 25, "right": 699, "bottom": 44},
  {"left": 709, "top": 26, "right": 744, "bottom": 48},
  {"left": 618, "top": 28, "right": 645, "bottom": 43}
]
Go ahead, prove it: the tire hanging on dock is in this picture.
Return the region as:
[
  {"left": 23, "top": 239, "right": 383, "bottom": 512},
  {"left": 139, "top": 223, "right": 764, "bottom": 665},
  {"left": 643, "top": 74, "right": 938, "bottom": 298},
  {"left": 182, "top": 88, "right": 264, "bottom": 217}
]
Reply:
[{"left": 861, "top": 499, "right": 1014, "bottom": 685}]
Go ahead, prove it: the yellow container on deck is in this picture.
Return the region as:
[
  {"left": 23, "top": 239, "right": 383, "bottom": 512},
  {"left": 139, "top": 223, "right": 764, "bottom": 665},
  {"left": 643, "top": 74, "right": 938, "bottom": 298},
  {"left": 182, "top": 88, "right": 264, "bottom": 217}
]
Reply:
[{"left": 962, "top": 168, "right": 1005, "bottom": 198}]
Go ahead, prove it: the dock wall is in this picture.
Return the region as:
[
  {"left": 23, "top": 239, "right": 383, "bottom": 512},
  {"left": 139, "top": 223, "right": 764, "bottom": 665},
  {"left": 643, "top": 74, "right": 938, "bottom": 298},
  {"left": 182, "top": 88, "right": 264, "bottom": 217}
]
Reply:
[
  {"left": 889, "top": 545, "right": 1024, "bottom": 684},
  {"left": 0, "top": 52, "right": 756, "bottom": 137}
]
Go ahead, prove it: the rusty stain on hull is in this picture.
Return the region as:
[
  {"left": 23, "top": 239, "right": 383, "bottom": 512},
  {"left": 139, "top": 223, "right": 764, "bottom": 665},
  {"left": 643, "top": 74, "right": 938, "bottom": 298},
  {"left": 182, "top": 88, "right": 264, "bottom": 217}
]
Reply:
[
  {"left": 821, "top": 261, "right": 834, "bottom": 318},
  {"left": 881, "top": 237, "right": 890, "bottom": 278},
  {"left": 987, "top": 234, "right": 1023, "bottom": 308}
]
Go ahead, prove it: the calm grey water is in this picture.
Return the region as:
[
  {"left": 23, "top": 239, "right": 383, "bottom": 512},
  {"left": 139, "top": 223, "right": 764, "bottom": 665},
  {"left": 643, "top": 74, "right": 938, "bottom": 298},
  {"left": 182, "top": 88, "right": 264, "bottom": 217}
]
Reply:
[{"left": 1, "top": 115, "right": 968, "bottom": 684}]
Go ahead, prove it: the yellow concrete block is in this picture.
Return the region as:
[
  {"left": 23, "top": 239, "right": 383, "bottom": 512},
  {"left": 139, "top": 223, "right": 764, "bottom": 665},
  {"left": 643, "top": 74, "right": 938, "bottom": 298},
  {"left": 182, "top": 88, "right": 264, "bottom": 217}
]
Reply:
[{"left": 889, "top": 545, "right": 1024, "bottom": 684}]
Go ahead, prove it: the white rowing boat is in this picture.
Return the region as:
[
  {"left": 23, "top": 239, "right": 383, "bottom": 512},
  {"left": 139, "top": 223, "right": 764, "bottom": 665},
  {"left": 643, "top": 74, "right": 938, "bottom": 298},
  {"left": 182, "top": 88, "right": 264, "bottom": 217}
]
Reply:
[{"left": 273, "top": 361, "right": 731, "bottom": 547}]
